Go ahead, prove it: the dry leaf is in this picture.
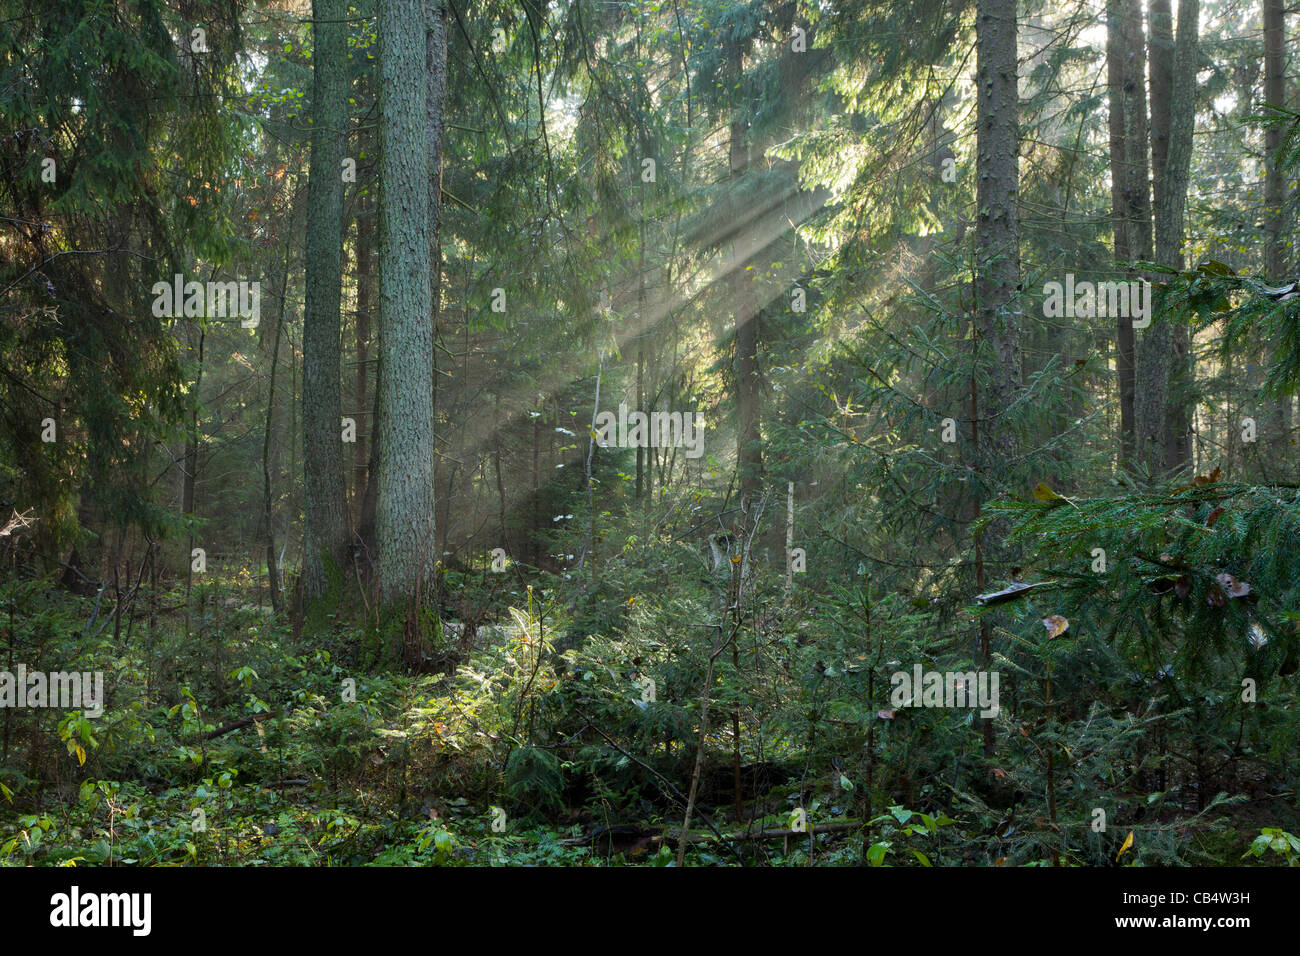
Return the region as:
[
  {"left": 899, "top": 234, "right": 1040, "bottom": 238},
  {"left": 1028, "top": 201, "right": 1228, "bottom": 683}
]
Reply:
[
  {"left": 1116, "top": 830, "right": 1134, "bottom": 861},
  {"left": 1041, "top": 614, "right": 1069, "bottom": 638},
  {"left": 1216, "top": 573, "right": 1251, "bottom": 598}
]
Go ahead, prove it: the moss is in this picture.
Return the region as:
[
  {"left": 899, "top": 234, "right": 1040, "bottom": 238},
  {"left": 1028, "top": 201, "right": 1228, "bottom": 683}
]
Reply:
[{"left": 302, "top": 553, "right": 346, "bottom": 638}]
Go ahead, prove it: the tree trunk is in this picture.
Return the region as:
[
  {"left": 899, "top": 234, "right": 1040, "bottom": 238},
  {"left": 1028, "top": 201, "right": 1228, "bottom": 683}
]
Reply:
[
  {"left": 376, "top": 0, "right": 435, "bottom": 605},
  {"left": 355, "top": 199, "right": 374, "bottom": 511},
  {"left": 731, "top": 96, "right": 763, "bottom": 519},
  {"left": 302, "top": 0, "right": 352, "bottom": 601},
  {"left": 1108, "top": 0, "right": 1153, "bottom": 470},
  {"left": 427, "top": 0, "right": 448, "bottom": 543},
  {"left": 974, "top": 0, "right": 1022, "bottom": 461},
  {"left": 263, "top": 262, "right": 286, "bottom": 614},
  {"left": 1263, "top": 0, "right": 1291, "bottom": 467},
  {"left": 182, "top": 325, "right": 204, "bottom": 598},
  {"left": 1136, "top": 0, "right": 1198, "bottom": 476},
  {"left": 973, "top": 0, "right": 1021, "bottom": 758}
]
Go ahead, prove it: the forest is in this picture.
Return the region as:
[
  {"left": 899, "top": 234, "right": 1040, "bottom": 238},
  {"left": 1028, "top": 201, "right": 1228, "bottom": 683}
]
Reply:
[{"left": 0, "top": 0, "right": 1298, "bottom": 872}]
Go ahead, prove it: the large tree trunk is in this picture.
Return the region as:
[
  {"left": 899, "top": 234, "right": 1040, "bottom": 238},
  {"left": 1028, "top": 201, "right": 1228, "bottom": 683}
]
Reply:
[
  {"left": 1135, "top": 0, "right": 1198, "bottom": 476},
  {"left": 730, "top": 66, "right": 763, "bottom": 520},
  {"left": 302, "top": 0, "right": 352, "bottom": 601},
  {"left": 1107, "top": 0, "right": 1134, "bottom": 467},
  {"left": 1264, "top": 0, "right": 1287, "bottom": 282},
  {"left": 427, "top": 0, "right": 448, "bottom": 556},
  {"left": 1263, "top": 0, "right": 1291, "bottom": 468},
  {"left": 973, "top": 0, "right": 1021, "bottom": 759},
  {"left": 974, "top": 0, "right": 1022, "bottom": 461},
  {"left": 1108, "top": 0, "right": 1153, "bottom": 470},
  {"left": 376, "top": 0, "right": 435, "bottom": 605}
]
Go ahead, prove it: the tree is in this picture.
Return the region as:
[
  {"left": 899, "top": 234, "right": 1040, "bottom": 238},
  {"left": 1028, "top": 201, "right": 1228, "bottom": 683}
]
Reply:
[
  {"left": 1135, "top": 0, "right": 1199, "bottom": 476},
  {"left": 1107, "top": 0, "right": 1153, "bottom": 469},
  {"left": 723, "top": 32, "right": 764, "bottom": 526},
  {"left": 376, "top": 0, "right": 434, "bottom": 607},
  {"left": 974, "top": 0, "right": 1023, "bottom": 754},
  {"left": 1262, "top": 0, "right": 1291, "bottom": 466},
  {"left": 974, "top": 0, "right": 1023, "bottom": 464},
  {"left": 302, "top": 0, "right": 352, "bottom": 602},
  {"left": 427, "top": 0, "right": 448, "bottom": 492}
]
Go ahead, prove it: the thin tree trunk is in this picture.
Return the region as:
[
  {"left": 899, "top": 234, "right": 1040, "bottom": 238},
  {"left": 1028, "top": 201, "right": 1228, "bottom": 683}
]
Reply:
[
  {"left": 784, "top": 480, "right": 794, "bottom": 593},
  {"left": 355, "top": 198, "right": 374, "bottom": 510},
  {"left": 182, "top": 325, "right": 204, "bottom": 601},
  {"left": 263, "top": 263, "right": 287, "bottom": 614}
]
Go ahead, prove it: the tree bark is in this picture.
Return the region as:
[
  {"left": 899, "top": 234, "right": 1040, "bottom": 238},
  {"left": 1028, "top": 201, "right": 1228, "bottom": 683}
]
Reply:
[
  {"left": 427, "top": 0, "right": 448, "bottom": 540},
  {"left": 1135, "top": 0, "right": 1198, "bottom": 476},
  {"left": 355, "top": 199, "right": 374, "bottom": 511},
  {"left": 974, "top": 0, "right": 1022, "bottom": 461},
  {"left": 1264, "top": 0, "right": 1287, "bottom": 282},
  {"left": 262, "top": 248, "right": 290, "bottom": 614},
  {"left": 376, "top": 0, "right": 435, "bottom": 605},
  {"left": 302, "top": 0, "right": 352, "bottom": 601},
  {"left": 1263, "top": 0, "right": 1291, "bottom": 467},
  {"left": 1108, "top": 0, "right": 1152, "bottom": 470},
  {"left": 973, "top": 0, "right": 1021, "bottom": 760},
  {"left": 730, "top": 69, "right": 763, "bottom": 520}
]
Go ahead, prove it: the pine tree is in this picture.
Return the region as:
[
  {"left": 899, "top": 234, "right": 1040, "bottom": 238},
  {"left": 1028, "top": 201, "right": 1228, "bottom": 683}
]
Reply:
[
  {"left": 376, "top": 0, "right": 435, "bottom": 608},
  {"left": 302, "top": 0, "right": 352, "bottom": 602}
]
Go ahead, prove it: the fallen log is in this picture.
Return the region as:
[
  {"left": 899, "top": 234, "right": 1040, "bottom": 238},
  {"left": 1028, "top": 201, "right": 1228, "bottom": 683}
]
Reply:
[{"left": 562, "top": 819, "right": 861, "bottom": 848}]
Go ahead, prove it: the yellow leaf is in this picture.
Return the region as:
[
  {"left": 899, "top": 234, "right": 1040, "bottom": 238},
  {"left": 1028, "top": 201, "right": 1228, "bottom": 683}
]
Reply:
[
  {"left": 1033, "top": 482, "right": 1065, "bottom": 502},
  {"left": 74, "top": 745, "right": 86, "bottom": 766},
  {"left": 1041, "top": 615, "right": 1070, "bottom": 638},
  {"left": 1116, "top": 830, "right": 1134, "bottom": 861}
]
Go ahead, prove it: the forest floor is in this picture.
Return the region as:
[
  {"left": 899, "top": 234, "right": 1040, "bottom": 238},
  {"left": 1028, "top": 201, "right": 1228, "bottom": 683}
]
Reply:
[{"left": 2, "top": 570, "right": 1297, "bottom": 867}]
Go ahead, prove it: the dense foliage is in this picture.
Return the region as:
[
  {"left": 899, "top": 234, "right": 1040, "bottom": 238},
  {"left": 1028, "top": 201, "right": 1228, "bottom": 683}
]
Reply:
[{"left": 1, "top": 0, "right": 1297, "bottom": 866}]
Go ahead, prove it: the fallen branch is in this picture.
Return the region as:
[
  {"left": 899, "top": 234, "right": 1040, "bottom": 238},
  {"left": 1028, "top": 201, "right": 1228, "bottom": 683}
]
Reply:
[
  {"left": 198, "top": 711, "right": 279, "bottom": 740},
  {"left": 574, "top": 707, "right": 743, "bottom": 865}
]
